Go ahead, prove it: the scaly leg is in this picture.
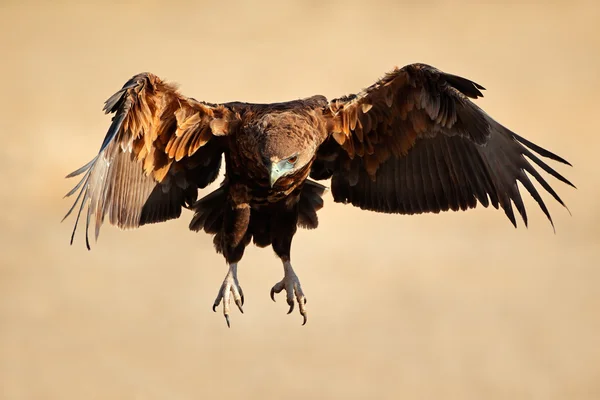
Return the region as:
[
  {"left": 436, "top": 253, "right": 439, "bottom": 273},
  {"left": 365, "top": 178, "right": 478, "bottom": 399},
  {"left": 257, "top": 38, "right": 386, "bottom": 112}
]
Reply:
[
  {"left": 270, "top": 260, "right": 307, "bottom": 325},
  {"left": 213, "top": 263, "right": 244, "bottom": 327}
]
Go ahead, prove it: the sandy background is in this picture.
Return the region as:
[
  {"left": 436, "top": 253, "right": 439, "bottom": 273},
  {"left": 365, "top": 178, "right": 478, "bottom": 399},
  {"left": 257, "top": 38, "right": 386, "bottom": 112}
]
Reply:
[{"left": 1, "top": 1, "right": 599, "bottom": 399}]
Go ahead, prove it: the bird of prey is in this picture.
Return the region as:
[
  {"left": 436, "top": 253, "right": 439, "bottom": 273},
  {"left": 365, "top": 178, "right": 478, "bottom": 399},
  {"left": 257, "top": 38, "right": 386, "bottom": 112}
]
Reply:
[{"left": 64, "top": 63, "right": 573, "bottom": 326}]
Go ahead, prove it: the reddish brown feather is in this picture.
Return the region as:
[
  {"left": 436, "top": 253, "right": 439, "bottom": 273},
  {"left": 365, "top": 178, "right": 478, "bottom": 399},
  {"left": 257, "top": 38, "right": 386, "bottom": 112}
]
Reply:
[{"left": 324, "top": 63, "right": 489, "bottom": 178}]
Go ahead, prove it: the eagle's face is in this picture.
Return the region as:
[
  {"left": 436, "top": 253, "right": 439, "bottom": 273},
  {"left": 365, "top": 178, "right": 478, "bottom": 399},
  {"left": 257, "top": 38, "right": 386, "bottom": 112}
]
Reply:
[
  {"left": 250, "top": 112, "right": 323, "bottom": 187},
  {"left": 262, "top": 134, "right": 318, "bottom": 188},
  {"left": 267, "top": 152, "right": 305, "bottom": 187}
]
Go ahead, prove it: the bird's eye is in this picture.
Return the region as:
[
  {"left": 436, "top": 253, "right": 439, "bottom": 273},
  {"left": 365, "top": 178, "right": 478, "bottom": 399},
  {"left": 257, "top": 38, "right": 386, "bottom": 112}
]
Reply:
[{"left": 287, "top": 156, "right": 298, "bottom": 164}]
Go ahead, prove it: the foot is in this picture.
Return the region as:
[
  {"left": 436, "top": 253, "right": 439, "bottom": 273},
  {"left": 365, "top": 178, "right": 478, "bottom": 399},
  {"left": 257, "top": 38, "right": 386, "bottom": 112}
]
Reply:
[
  {"left": 213, "top": 263, "right": 244, "bottom": 327},
  {"left": 270, "top": 261, "right": 307, "bottom": 325}
]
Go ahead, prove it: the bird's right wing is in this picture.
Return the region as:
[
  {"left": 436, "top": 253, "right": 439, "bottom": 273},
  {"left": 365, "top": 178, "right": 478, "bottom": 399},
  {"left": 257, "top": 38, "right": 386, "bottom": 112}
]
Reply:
[
  {"left": 314, "top": 63, "right": 574, "bottom": 228},
  {"left": 63, "top": 73, "right": 235, "bottom": 249}
]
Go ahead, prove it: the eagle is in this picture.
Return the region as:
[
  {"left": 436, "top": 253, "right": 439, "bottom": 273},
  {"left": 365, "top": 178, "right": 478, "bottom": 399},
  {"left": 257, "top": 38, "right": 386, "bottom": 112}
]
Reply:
[{"left": 64, "top": 63, "right": 573, "bottom": 326}]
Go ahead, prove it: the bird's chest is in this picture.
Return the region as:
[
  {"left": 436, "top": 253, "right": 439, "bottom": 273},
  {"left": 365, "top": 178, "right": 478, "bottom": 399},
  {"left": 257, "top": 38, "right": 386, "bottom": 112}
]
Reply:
[
  {"left": 251, "top": 175, "right": 304, "bottom": 207},
  {"left": 226, "top": 159, "right": 308, "bottom": 208},
  {"left": 232, "top": 173, "right": 304, "bottom": 207}
]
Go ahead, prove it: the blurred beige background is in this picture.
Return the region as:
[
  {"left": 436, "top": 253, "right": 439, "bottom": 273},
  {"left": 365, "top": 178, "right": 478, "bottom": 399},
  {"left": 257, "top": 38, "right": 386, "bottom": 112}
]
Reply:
[{"left": 1, "top": 1, "right": 599, "bottom": 399}]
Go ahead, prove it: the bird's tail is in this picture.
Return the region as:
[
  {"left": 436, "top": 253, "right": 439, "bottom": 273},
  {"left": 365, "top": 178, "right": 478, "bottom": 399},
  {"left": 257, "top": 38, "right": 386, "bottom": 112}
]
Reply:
[
  {"left": 189, "top": 185, "right": 227, "bottom": 234},
  {"left": 298, "top": 180, "right": 327, "bottom": 229}
]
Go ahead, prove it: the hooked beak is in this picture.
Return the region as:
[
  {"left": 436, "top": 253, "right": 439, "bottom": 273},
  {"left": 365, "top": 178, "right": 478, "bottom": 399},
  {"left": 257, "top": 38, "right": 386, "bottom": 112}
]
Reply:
[{"left": 269, "top": 164, "right": 281, "bottom": 188}]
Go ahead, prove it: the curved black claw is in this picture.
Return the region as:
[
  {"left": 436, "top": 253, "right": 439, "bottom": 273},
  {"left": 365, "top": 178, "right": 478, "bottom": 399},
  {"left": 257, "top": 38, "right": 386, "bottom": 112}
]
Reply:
[
  {"left": 235, "top": 299, "right": 244, "bottom": 314},
  {"left": 225, "top": 314, "right": 230, "bottom": 328},
  {"left": 302, "top": 313, "right": 307, "bottom": 326},
  {"left": 287, "top": 299, "right": 294, "bottom": 314},
  {"left": 270, "top": 287, "right": 276, "bottom": 302}
]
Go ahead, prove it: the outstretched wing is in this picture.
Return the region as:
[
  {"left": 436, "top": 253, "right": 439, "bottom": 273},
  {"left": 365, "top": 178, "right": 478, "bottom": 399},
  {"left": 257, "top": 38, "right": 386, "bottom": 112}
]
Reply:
[
  {"left": 313, "top": 63, "right": 574, "bottom": 227},
  {"left": 63, "top": 72, "right": 234, "bottom": 249}
]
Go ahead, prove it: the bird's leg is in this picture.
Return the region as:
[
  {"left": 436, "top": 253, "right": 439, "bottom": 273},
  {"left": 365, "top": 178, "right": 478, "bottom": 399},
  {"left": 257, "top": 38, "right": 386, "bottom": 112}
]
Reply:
[
  {"left": 214, "top": 201, "right": 251, "bottom": 327},
  {"left": 213, "top": 263, "right": 244, "bottom": 327},
  {"left": 270, "top": 259, "right": 307, "bottom": 325}
]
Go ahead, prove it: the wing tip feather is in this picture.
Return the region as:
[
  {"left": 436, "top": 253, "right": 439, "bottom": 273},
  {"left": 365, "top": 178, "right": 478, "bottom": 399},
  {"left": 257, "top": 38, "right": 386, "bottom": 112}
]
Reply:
[{"left": 513, "top": 132, "right": 572, "bottom": 167}]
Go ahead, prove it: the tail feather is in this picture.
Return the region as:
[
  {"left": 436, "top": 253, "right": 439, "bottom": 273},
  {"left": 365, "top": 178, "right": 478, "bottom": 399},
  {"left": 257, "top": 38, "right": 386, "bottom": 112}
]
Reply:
[
  {"left": 298, "top": 180, "right": 327, "bottom": 229},
  {"left": 189, "top": 185, "right": 227, "bottom": 233}
]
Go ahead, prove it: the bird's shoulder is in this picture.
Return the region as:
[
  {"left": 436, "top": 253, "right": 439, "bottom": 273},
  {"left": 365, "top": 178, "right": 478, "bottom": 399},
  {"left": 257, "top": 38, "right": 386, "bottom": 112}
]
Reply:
[{"left": 225, "top": 95, "right": 328, "bottom": 117}]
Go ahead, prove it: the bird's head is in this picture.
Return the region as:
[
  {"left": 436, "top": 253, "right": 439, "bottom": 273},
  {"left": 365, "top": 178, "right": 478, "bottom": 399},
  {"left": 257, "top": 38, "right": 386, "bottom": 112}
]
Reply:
[
  {"left": 256, "top": 116, "right": 323, "bottom": 187},
  {"left": 247, "top": 111, "right": 325, "bottom": 187}
]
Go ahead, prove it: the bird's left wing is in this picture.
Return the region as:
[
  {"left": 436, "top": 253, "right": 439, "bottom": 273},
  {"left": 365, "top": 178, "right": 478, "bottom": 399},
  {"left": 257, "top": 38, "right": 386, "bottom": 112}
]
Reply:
[
  {"left": 313, "top": 63, "right": 574, "bottom": 227},
  {"left": 63, "top": 73, "right": 234, "bottom": 248}
]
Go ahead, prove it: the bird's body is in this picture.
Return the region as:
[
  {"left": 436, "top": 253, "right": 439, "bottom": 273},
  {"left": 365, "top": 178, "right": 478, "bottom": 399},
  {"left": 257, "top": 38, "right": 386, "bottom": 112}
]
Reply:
[
  {"left": 191, "top": 98, "right": 329, "bottom": 269},
  {"left": 223, "top": 97, "right": 328, "bottom": 206},
  {"left": 64, "top": 64, "right": 574, "bottom": 326}
]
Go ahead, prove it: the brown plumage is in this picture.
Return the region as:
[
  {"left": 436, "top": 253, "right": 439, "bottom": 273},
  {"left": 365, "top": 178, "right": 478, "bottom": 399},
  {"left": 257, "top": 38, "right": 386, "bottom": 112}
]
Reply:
[{"left": 64, "top": 64, "right": 574, "bottom": 326}]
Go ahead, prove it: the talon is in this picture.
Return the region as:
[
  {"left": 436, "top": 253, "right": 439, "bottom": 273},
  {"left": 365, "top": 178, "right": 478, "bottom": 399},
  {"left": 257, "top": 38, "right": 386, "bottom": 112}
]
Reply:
[
  {"left": 241, "top": 294, "right": 245, "bottom": 306},
  {"left": 213, "top": 263, "right": 244, "bottom": 326},
  {"left": 235, "top": 299, "right": 244, "bottom": 313},
  {"left": 271, "top": 261, "right": 307, "bottom": 324}
]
